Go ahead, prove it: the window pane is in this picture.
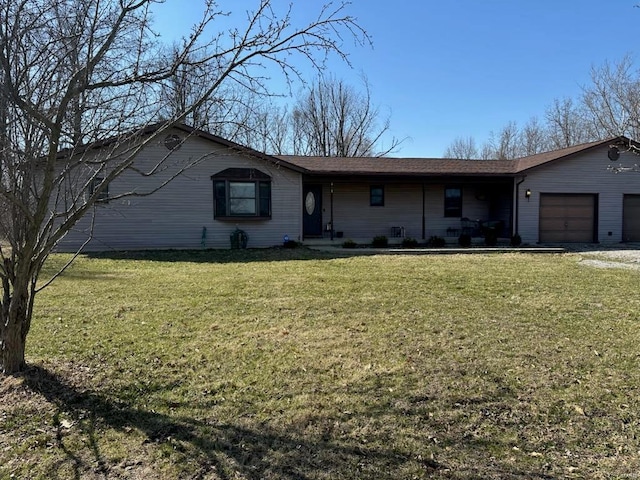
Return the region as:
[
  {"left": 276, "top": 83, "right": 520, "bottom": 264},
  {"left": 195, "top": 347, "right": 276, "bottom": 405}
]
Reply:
[
  {"left": 370, "top": 186, "right": 384, "bottom": 206},
  {"left": 230, "top": 182, "right": 256, "bottom": 198},
  {"left": 89, "top": 177, "right": 109, "bottom": 202},
  {"left": 214, "top": 181, "right": 227, "bottom": 217},
  {"left": 259, "top": 181, "right": 271, "bottom": 217},
  {"left": 444, "top": 187, "right": 462, "bottom": 217},
  {"left": 230, "top": 198, "right": 256, "bottom": 215}
]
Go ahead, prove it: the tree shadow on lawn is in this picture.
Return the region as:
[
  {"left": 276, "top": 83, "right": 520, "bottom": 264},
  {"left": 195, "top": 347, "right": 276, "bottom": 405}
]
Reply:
[
  {"left": 20, "top": 365, "right": 439, "bottom": 479},
  {"left": 16, "top": 365, "right": 564, "bottom": 480}
]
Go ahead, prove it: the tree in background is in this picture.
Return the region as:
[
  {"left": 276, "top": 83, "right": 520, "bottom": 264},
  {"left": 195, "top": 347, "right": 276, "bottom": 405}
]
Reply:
[
  {"left": 545, "top": 97, "right": 591, "bottom": 149},
  {"left": 289, "top": 76, "right": 401, "bottom": 157},
  {"left": 483, "top": 121, "right": 521, "bottom": 160},
  {"left": 0, "top": 0, "right": 367, "bottom": 375},
  {"left": 443, "top": 56, "right": 640, "bottom": 159},
  {"left": 162, "top": 70, "right": 401, "bottom": 157},
  {"left": 519, "top": 117, "right": 550, "bottom": 156},
  {"left": 443, "top": 136, "right": 478, "bottom": 159},
  {"left": 582, "top": 56, "right": 640, "bottom": 140}
]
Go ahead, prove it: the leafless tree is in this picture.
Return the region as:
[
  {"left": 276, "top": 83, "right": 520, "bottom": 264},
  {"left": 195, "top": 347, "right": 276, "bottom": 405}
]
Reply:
[
  {"left": 443, "top": 136, "right": 479, "bottom": 159},
  {"left": 582, "top": 56, "right": 640, "bottom": 140},
  {"left": 289, "top": 76, "right": 401, "bottom": 157},
  {"left": 545, "top": 97, "right": 593, "bottom": 149},
  {"left": 445, "top": 119, "right": 550, "bottom": 161},
  {"left": 519, "top": 116, "right": 550, "bottom": 156},
  {"left": 481, "top": 121, "right": 521, "bottom": 160},
  {"left": 0, "top": 0, "right": 367, "bottom": 375}
]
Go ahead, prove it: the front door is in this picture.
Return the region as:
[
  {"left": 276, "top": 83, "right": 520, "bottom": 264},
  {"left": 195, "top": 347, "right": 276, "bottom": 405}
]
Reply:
[{"left": 303, "top": 184, "right": 323, "bottom": 237}]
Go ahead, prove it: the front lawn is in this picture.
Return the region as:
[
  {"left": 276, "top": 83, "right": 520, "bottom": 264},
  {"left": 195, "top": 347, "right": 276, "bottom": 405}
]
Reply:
[{"left": 1, "top": 249, "right": 639, "bottom": 479}]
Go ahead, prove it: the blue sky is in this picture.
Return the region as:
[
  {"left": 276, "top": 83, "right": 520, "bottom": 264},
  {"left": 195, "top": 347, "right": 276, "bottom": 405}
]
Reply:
[{"left": 151, "top": 1, "right": 640, "bottom": 157}]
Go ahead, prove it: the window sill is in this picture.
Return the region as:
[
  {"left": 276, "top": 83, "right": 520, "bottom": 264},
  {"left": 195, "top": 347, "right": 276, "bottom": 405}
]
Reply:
[{"left": 215, "top": 216, "right": 271, "bottom": 221}]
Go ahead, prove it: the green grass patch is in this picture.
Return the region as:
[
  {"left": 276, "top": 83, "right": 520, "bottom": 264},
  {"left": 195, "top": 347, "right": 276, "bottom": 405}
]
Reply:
[{"left": 1, "top": 249, "right": 640, "bottom": 479}]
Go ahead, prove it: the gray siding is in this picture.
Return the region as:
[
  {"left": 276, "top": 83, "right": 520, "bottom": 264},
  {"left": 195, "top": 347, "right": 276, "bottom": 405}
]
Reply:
[
  {"left": 323, "top": 183, "right": 423, "bottom": 240},
  {"left": 518, "top": 145, "right": 640, "bottom": 244},
  {"left": 318, "top": 183, "right": 502, "bottom": 241},
  {"left": 57, "top": 133, "right": 302, "bottom": 251}
]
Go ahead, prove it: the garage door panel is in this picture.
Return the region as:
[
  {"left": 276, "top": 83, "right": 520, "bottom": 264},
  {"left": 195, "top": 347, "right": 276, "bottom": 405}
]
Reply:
[
  {"left": 563, "top": 206, "right": 594, "bottom": 217},
  {"left": 540, "top": 196, "right": 593, "bottom": 208},
  {"left": 540, "top": 218, "right": 592, "bottom": 230},
  {"left": 539, "top": 194, "right": 596, "bottom": 243},
  {"left": 623, "top": 195, "right": 640, "bottom": 242}
]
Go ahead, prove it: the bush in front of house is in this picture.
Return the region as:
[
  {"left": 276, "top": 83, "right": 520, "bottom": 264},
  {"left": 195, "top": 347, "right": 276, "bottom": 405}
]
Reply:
[
  {"left": 484, "top": 229, "right": 498, "bottom": 246},
  {"left": 342, "top": 239, "right": 357, "bottom": 248},
  {"left": 427, "top": 235, "right": 446, "bottom": 248},
  {"left": 510, "top": 234, "right": 522, "bottom": 247},
  {"left": 458, "top": 233, "right": 472, "bottom": 247},
  {"left": 402, "top": 237, "right": 419, "bottom": 248},
  {"left": 371, "top": 235, "right": 388, "bottom": 248}
]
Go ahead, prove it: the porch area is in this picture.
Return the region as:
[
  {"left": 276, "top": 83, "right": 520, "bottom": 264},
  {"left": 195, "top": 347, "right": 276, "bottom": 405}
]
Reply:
[
  {"left": 301, "top": 179, "right": 514, "bottom": 246},
  {"left": 303, "top": 217, "right": 511, "bottom": 248}
]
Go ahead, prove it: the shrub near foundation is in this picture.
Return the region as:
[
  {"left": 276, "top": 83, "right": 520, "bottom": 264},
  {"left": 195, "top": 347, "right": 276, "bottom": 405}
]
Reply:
[{"left": 371, "top": 235, "right": 388, "bottom": 247}]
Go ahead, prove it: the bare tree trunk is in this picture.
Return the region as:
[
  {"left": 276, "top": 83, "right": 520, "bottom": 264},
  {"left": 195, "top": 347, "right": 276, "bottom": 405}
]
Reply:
[
  {"left": 1, "top": 285, "right": 30, "bottom": 375},
  {"left": 1, "top": 318, "right": 26, "bottom": 374}
]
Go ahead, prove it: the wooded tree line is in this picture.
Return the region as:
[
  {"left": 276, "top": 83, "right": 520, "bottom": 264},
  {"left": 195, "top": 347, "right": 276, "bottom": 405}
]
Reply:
[{"left": 444, "top": 56, "right": 640, "bottom": 159}]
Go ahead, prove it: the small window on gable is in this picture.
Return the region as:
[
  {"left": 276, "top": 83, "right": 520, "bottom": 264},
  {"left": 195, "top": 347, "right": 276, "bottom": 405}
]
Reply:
[
  {"left": 444, "top": 186, "right": 462, "bottom": 217},
  {"left": 89, "top": 177, "right": 109, "bottom": 203},
  {"left": 212, "top": 168, "right": 271, "bottom": 219},
  {"left": 370, "top": 185, "right": 384, "bottom": 207}
]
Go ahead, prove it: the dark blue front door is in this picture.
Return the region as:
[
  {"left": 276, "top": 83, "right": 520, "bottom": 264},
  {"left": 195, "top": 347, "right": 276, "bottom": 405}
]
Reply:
[{"left": 303, "top": 184, "right": 323, "bottom": 237}]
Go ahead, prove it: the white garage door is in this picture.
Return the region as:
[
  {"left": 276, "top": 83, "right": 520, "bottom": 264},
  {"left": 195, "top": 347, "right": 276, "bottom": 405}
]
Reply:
[
  {"left": 539, "top": 194, "right": 596, "bottom": 243},
  {"left": 623, "top": 194, "right": 640, "bottom": 242}
]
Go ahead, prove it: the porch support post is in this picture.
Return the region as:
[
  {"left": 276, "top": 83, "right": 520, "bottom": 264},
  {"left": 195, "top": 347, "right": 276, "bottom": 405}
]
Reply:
[
  {"left": 330, "top": 182, "right": 334, "bottom": 241},
  {"left": 514, "top": 176, "right": 526, "bottom": 236},
  {"left": 422, "top": 184, "right": 426, "bottom": 240}
]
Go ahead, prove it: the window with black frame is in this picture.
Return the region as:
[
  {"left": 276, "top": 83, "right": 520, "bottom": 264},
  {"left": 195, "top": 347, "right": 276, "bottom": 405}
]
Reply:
[
  {"left": 444, "top": 186, "right": 462, "bottom": 217},
  {"left": 212, "top": 168, "right": 271, "bottom": 219},
  {"left": 370, "top": 185, "right": 384, "bottom": 206},
  {"left": 88, "top": 177, "right": 109, "bottom": 203}
]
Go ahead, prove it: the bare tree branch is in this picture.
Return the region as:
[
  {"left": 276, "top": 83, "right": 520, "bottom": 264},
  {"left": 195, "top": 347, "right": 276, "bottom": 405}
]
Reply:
[{"left": 0, "top": 0, "right": 368, "bottom": 374}]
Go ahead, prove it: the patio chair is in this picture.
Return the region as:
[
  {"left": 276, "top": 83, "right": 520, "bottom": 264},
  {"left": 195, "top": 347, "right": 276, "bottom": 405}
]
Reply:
[{"left": 460, "top": 217, "right": 480, "bottom": 237}]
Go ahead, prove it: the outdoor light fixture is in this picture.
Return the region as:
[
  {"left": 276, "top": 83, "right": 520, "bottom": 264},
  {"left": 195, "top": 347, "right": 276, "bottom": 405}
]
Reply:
[{"left": 525, "top": 189, "right": 531, "bottom": 200}]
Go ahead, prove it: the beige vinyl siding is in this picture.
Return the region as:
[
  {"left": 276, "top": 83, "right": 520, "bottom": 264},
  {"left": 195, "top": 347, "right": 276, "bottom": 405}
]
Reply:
[
  {"left": 322, "top": 183, "right": 424, "bottom": 240},
  {"left": 57, "top": 133, "right": 302, "bottom": 251},
  {"left": 317, "top": 183, "right": 502, "bottom": 241},
  {"left": 518, "top": 145, "right": 640, "bottom": 244}
]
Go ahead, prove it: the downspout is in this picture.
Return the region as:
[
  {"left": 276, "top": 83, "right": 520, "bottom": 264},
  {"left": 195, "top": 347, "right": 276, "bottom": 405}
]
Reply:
[{"left": 514, "top": 176, "right": 526, "bottom": 236}]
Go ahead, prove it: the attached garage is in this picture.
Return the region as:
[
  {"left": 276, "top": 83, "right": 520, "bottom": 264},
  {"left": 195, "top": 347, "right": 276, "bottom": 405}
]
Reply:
[
  {"left": 539, "top": 194, "right": 597, "bottom": 243},
  {"left": 623, "top": 194, "right": 640, "bottom": 242}
]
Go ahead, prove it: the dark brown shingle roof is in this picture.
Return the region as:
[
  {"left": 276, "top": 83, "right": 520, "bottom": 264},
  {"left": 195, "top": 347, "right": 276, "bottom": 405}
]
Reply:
[
  {"left": 512, "top": 138, "right": 621, "bottom": 171},
  {"left": 275, "top": 155, "right": 518, "bottom": 176},
  {"left": 276, "top": 137, "right": 628, "bottom": 176}
]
